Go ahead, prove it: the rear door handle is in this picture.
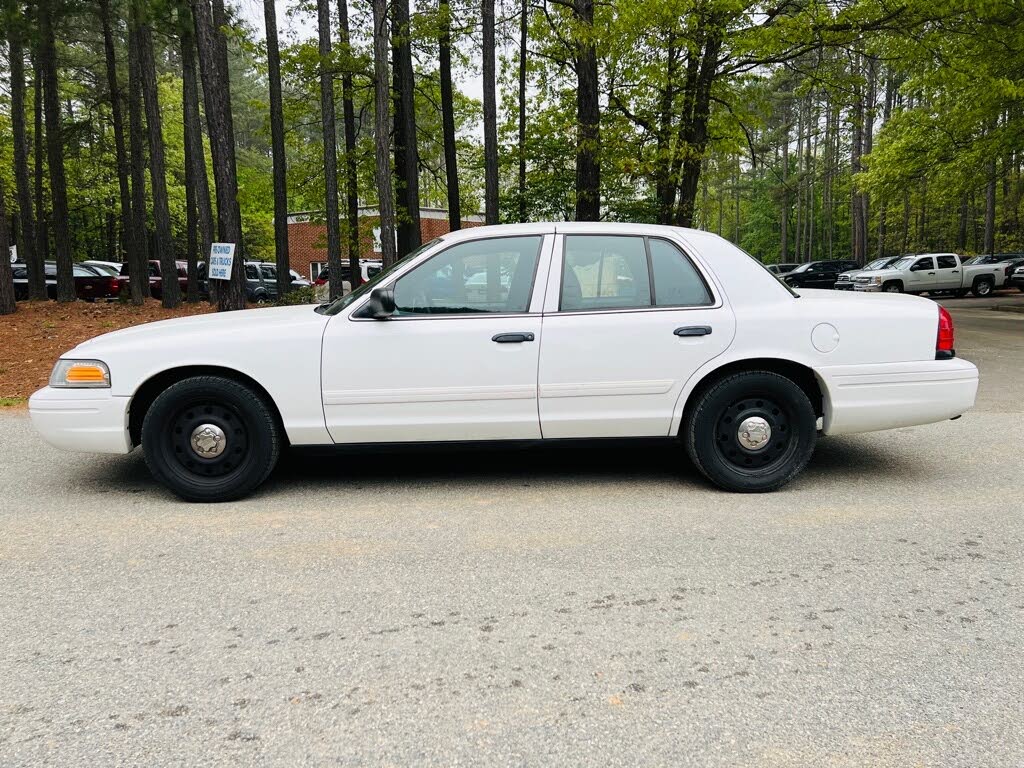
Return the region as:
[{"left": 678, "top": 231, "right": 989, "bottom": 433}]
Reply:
[
  {"left": 492, "top": 332, "right": 535, "bottom": 343},
  {"left": 674, "top": 326, "right": 712, "bottom": 337}
]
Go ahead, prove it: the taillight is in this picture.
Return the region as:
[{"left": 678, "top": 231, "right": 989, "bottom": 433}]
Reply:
[
  {"left": 936, "top": 306, "right": 955, "bottom": 359},
  {"left": 314, "top": 277, "right": 326, "bottom": 286},
  {"left": 110, "top": 278, "right": 120, "bottom": 293}
]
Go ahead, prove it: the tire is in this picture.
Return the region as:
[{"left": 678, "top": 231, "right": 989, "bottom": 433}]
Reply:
[
  {"left": 684, "top": 371, "right": 817, "bottom": 493},
  {"left": 141, "top": 376, "right": 281, "bottom": 502},
  {"left": 882, "top": 281, "right": 903, "bottom": 293},
  {"left": 971, "top": 278, "right": 993, "bottom": 297}
]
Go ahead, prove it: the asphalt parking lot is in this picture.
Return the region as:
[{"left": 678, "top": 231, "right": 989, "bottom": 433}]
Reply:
[{"left": 1, "top": 304, "right": 1022, "bottom": 767}]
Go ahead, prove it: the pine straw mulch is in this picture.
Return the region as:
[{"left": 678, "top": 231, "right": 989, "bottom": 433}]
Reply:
[{"left": 0, "top": 299, "right": 215, "bottom": 407}]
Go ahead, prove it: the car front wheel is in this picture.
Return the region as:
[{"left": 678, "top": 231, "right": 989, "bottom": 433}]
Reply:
[
  {"left": 141, "top": 376, "right": 281, "bottom": 502},
  {"left": 684, "top": 371, "right": 817, "bottom": 493}
]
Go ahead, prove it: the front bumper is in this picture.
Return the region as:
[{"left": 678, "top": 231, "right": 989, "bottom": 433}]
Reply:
[
  {"left": 853, "top": 283, "right": 882, "bottom": 292},
  {"left": 29, "top": 387, "right": 133, "bottom": 454},
  {"left": 818, "top": 358, "right": 978, "bottom": 436}
]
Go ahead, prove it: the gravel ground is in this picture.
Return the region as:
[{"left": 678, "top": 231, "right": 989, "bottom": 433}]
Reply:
[{"left": 1, "top": 307, "right": 1021, "bottom": 767}]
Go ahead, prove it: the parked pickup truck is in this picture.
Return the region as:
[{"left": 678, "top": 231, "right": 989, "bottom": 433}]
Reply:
[{"left": 852, "top": 253, "right": 1005, "bottom": 297}]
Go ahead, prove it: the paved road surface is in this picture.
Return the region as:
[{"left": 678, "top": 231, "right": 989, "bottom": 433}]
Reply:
[{"left": 1, "top": 307, "right": 1021, "bottom": 767}]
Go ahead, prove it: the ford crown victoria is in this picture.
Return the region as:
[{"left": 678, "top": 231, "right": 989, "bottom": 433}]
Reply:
[{"left": 30, "top": 223, "right": 978, "bottom": 501}]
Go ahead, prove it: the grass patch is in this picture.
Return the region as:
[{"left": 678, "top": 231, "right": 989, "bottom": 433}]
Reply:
[{"left": 0, "top": 397, "right": 27, "bottom": 407}]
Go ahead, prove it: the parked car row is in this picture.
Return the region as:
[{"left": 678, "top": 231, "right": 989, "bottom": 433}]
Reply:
[
  {"left": 11, "top": 261, "right": 122, "bottom": 301},
  {"left": 11, "top": 259, "right": 321, "bottom": 304},
  {"left": 313, "top": 260, "right": 383, "bottom": 302},
  {"left": 766, "top": 252, "right": 1024, "bottom": 296}
]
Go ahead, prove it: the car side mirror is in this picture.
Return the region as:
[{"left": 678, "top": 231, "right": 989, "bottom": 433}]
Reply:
[{"left": 365, "top": 287, "right": 395, "bottom": 319}]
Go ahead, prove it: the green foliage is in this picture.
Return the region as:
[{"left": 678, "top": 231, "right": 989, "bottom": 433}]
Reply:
[{"left": 274, "top": 285, "right": 316, "bottom": 305}]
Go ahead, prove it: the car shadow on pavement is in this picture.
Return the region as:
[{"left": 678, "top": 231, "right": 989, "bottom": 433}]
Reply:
[{"left": 69, "top": 432, "right": 927, "bottom": 500}]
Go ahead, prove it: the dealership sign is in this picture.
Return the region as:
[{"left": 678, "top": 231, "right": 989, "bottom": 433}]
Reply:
[{"left": 209, "top": 243, "right": 236, "bottom": 280}]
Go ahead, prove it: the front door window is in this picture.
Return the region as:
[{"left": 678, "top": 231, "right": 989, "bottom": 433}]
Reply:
[{"left": 393, "top": 236, "right": 542, "bottom": 315}]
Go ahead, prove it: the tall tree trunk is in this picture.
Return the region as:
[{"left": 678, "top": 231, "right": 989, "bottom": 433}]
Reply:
[
  {"left": 98, "top": 0, "right": 132, "bottom": 271},
  {"left": 264, "top": 0, "right": 290, "bottom": 297},
  {"left": 127, "top": 16, "right": 149, "bottom": 304},
  {"left": 794, "top": 101, "right": 804, "bottom": 261},
  {"left": 654, "top": 37, "right": 677, "bottom": 224},
  {"left": 392, "top": 0, "right": 421, "bottom": 250},
  {"left": 957, "top": 193, "right": 969, "bottom": 251},
  {"left": 39, "top": 0, "right": 74, "bottom": 302},
  {"left": 135, "top": 1, "right": 180, "bottom": 308},
  {"left": 338, "top": 0, "right": 361, "bottom": 286},
  {"left": 191, "top": 0, "right": 246, "bottom": 310},
  {"left": 33, "top": 48, "right": 50, "bottom": 270},
  {"left": 673, "top": 22, "right": 722, "bottom": 227},
  {"left": 573, "top": 0, "right": 599, "bottom": 221},
  {"left": 438, "top": 0, "right": 460, "bottom": 230},
  {"left": 849, "top": 55, "right": 866, "bottom": 264},
  {"left": 180, "top": 2, "right": 211, "bottom": 303},
  {"left": 779, "top": 102, "right": 790, "bottom": 262},
  {"left": 482, "top": 0, "right": 499, "bottom": 224},
  {"left": 5, "top": 3, "right": 43, "bottom": 300},
  {"left": 316, "top": 0, "right": 344, "bottom": 299},
  {"left": 372, "top": 0, "right": 397, "bottom": 267},
  {"left": 0, "top": 180, "right": 16, "bottom": 315},
  {"left": 517, "top": 0, "right": 528, "bottom": 223},
  {"left": 984, "top": 158, "right": 997, "bottom": 254}
]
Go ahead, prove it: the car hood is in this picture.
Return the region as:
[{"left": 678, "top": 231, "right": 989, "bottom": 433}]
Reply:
[
  {"left": 836, "top": 270, "right": 861, "bottom": 279},
  {"left": 66, "top": 304, "right": 327, "bottom": 358}
]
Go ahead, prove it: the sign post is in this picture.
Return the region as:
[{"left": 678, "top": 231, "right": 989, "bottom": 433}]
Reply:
[{"left": 209, "top": 243, "right": 236, "bottom": 280}]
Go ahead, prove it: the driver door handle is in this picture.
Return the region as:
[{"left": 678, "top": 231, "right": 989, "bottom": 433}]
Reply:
[
  {"left": 674, "top": 326, "right": 712, "bottom": 337},
  {"left": 492, "top": 332, "right": 535, "bottom": 343}
]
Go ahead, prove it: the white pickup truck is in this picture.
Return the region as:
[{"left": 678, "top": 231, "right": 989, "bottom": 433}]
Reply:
[{"left": 853, "top": 252, "right": 1005, "bottom": 296}]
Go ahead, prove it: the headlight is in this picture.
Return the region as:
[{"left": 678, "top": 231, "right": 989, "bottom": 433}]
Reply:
[
  {"left": 870, "top": 276, "right": 882, "bottom": 284},
  {"left": 49, "top": 359, "right": 111, "bottom": 388}
]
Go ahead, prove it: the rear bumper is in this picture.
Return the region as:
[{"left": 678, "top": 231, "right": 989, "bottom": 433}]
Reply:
[
  {"left": 28, "top": 387, "right": 133, "bottom": 454},
  {"left": 818, "top": 358, "right": 978, "bottom": 436}
]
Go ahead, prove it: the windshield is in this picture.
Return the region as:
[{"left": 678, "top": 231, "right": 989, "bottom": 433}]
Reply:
[
  {"left": 790, "top": 263, "right": 810, "bottom": 273},
  {"left": 862, "top": 258, "right": 888, "bottom": 271},
  {"left": 318, "top": 239, "right": 440, "bottom": 315},
  {"left": 888, "top": 257, "right": 914, "bottom": 270}
]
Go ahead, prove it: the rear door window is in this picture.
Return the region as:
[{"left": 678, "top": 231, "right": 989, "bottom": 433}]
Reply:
[
  {"left": 936, "top": 255, "right": 958, "bottom": 269},
  {"left": 561, "top": 235, "right": 651, "bottom": 311}
]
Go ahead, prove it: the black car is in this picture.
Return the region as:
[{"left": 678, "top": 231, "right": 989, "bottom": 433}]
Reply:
[
  {"left": 783, "top": 259, "right": 861, "bottom": 290},
  {"left": 767, "top": 263, "right": 800, "bottom": 276}
]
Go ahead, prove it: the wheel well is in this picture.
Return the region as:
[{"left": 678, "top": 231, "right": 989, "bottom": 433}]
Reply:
[
  {"left": 128, "top": 365, "right": 286, "bottom": 447},
  {"left": 883, "top": 279, "right": 903, "bottom": 289},
  {"left": 680, "top": 358, "right": 824, "bottom": 434},
  {"left": 973, "top": 274, "right": 993, "bottom": 285}
]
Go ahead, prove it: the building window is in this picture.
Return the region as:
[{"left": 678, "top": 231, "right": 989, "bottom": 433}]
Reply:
[{"left": 310, "top": 262, "right": 326, "bottom": 281}]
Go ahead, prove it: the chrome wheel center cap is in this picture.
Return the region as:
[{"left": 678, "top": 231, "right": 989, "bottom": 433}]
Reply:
[
  {"left": 737, "top": 416, "right": 771, "bottom": 451},
  {"left": 190, "top": 424, "right": 226, "bottom": 458}
]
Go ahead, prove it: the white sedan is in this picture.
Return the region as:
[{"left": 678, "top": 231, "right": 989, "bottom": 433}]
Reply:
[{"left": 30, "top": 223, "right": 979, "bottom": 501}]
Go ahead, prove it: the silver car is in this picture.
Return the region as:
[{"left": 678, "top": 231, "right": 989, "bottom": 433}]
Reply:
[{"left": 834, "top": 256, "right": 905, "bottom": 291}]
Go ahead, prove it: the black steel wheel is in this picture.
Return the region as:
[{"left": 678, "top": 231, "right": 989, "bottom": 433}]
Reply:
[
  {"left": 684, "top": 371, "right": 817, "bottom": 493},
  {"left": 142, "top": 376, "right": 280, "bottom": 502}
]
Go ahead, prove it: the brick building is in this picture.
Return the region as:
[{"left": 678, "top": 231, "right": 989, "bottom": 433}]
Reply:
[{"left": 288, "top": 207, "right": 485, "bottom": 280}]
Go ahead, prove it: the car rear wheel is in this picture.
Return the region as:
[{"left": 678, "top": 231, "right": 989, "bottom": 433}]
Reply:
[
  {"left": 971, "top": 278, "right": 993, "bottom": 297},
  {"left": 141, "top": 376, "right": 281, "bottom": 502},
  {"left": 684, "top": 371, "right": 817, "bottom": 493}
]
